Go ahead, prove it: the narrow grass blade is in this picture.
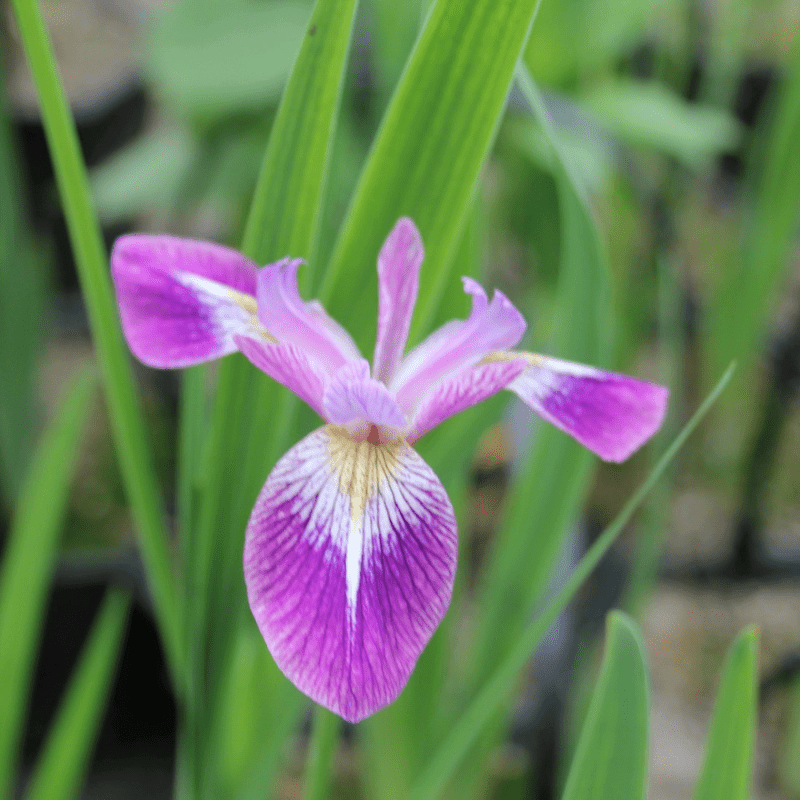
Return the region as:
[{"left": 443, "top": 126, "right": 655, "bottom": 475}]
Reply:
[
  {"left": 242, "top": 0, "right": 360, "bottom": 269},
  {"left": 408, "top": 364, "right": 734, "bottom": 800},
  {"left": 0, "top": 41, "right": 45, "bottom": 504},
  {"left": 692, "top": 626, "right": 759, "bottom": 800},
  {"left": 24, "top": 589, "right": 130, "bottom": 800},
  {"left": 0, "top": 370, "right": 95, "bottom": 800},
  {"left": 213, "top": 623, "right": 304, "bottom": 800},
  {"left": 560, "top": 612, "right": 650, "bottom": 800},
  {"left": 320, "top": 0, "right": 544, "bottom": 351},
  {"left": 707, "top": 44, "right": 800, "bottom": 388},
  {"left": 302, "top": 707, "right": 339, "bottom": 800},
  {"left": 8, "top": 0, "right": 182, "bottom": 683},
  {"left": 444, "top": 64, "right": 613, "bottom": 798},
  {"left": 469, "top": 63, "right": 611, "bottom": 693}
]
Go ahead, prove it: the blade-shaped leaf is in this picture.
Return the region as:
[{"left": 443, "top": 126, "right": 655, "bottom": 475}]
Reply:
[
  {"left": 9, "top": 0, "right": 182, "bottom": 684},
  {"left": 707, "top": 44, "right": 800, "bottom": 389},
  {"left": 0, "top": 370, "right": 95, "bottom": 800},
  {"left": 560, "top": 612, "right": 650, "bottom": 800},
  {"left": 24, "top": 589, "right": 130, "bottom": 800},
  {"left": 0, "top": 44, "right": 45, "bottom": 504},
  {"left": 320, "top": 0, "right": 544, "bottom": 351},
  {"left": 692, "top": 626, "right": 759, "bottom": 800},
  {"left": 468, "top": 63, "right": 611, "bottom": 695}
]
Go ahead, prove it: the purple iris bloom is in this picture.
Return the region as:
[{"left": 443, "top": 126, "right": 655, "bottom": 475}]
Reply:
[{"left": 112, "top": 217, "right": 667, "bottom": 722}]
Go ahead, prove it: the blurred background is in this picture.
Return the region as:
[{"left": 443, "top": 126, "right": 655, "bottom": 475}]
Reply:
[{"left": 1, "top": 0, "right": 800, "bottom": 797}]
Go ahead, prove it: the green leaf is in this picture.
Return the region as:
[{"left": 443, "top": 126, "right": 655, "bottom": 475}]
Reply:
[
  {"left": 320, "top": 0, "right": 545, "bottom": 351},
  {"left": 302, "top": 708, "right": 339, "bottom": 800},
  {"left": 9, "top": 0, "right": 183, "bottom": 685},
  {"left": 242, "top": 0, "right": 360, "bottom": 268},
  {"left": 147, "top": 1, "right": 310, "bottom": 119},
  {"left": 0, "top": 47, "right": 46, "bottom": 504},
  {"left": 707, "top": 44, "right": 800, "bottom": 388},
  {"left": 24, "top": 589, "right": 130, "bottom": 800},
  {"left": 560, "top": 612, "right": 650, "bottom": 800},
  {"left": 692, "top": 626, "right": 759, "bottom": 800},
  {"left": 407, "top": 363, "right": 734, "bottom": 800},
  {"left": 442, "top": 64, "right": 614, "bottom": 799},
  {"left": 584, "top": 79, "right": 742, "bottom": 169},
  {"left": 468, "top": 63, "right": 611, "bottom": 696},
  {"left": 0, "top": 370, "right": 95, "bottom": 800}
]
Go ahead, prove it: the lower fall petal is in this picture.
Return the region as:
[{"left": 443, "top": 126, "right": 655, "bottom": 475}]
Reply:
[
  {"left": 509, "top": 355, "right": 668, "bottom": 462},
  {"left": 243, "top": 426, "right": 457, "bottom": 722}
]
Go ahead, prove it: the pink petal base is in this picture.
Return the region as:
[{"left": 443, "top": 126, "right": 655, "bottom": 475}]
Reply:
[{"left": 244, "top": 426, "right": 457, "bottom": 722}]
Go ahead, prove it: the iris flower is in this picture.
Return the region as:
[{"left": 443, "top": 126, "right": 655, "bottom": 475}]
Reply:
[{"left": 112, "top": 218, "right": 667, "bottom": 722}]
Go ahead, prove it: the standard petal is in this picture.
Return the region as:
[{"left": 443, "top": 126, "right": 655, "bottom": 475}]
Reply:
[
  {"left": 112, "top": 234, "right": 263, "bottom": 368},
  {"left": 372, "top": 218, "right": 424, "bottom": 384},
  {"left": 323, "top": 360, "right": 408, "bottom": 430},
  {"left": 244, "top": 426, "right": 457, "bottom": 722},
  {"left": 391, "top": 278, "right": 527, "bottom": 411},
  {"left": 234, "top": 336, "right": 329, "bottom": 419},
  {"left": 508, "top": 355, "right": 668, "bottom": 462},
  {"left": 257, "top": 259, "right": 361, "bottom": 370},
  {"left": 407, "top": 355, "right": 529, "bottom": 442}
]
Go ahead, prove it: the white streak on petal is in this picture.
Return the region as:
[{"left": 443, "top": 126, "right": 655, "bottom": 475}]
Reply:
[
  {"left": 244, "top": 426, "right": 457, "bottom": 722},
  {"left": 174, "top": 270, "right": 275, "bottom": 349}
]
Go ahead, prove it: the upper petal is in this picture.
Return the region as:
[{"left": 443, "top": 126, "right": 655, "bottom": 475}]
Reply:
[
  {"left": 372, "top": 218, "right": 424, "bottom": 384},
  {"left": 244, "top": 426, "right": 457, "bottom": 722},
  {"left": 257, "top": 259, "right": 361, "bottom": 370},
  {"left": 112, "top": 234, "right": 264, "bottom": 368},
  {"left": 407, "top": 355, "right": 529, "bottom": 442},
  {"left": 508, "top": 354, "right": 669, "bottom": 461},
  {"left": 391, "top": 278, "right": 527, "bottom": 411},
  {"left": 323, "top": 360, "right": 408, "bottom": 430}
]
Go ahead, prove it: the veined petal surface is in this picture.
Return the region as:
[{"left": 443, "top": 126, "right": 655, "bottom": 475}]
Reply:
[
  {"left": 244, "top": 426, "right": 457, "bottom": 722},
  {"left": 509, "top": 355, "right": 669, "bottom": 462},
  {"left": 407, "top": 355, "right": 529, "bottom": 442},
  {"left": 234, "top": 336, "right": 329, "bottom": 420},
  {"left": 112, "top": 234, "right": 262, "bottom": 368},
  {"left": 257, "top": 259, "right": 361, "bottom": 370},
  {"left": 391, "top": 278, "right": 527, "bottom": 410},
  {"left": 372, "top": 218, "right": 424, "bottom": 384}
]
